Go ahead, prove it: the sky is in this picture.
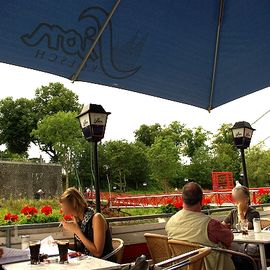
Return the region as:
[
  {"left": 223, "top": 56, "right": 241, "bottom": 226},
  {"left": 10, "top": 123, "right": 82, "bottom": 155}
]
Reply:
[{"left": 1, "top": 62, "right": 270, "bottom": 159}]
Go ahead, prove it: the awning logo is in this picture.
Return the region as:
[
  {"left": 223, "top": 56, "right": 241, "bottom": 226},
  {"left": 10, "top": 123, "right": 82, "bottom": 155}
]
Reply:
[{"left": 21, "top": 6, "right": 147, "bottom": 79}]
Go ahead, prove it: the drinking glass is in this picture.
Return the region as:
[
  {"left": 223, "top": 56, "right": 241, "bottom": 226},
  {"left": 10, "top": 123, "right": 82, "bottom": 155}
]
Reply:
[
  {"left": 56, "top": 240, "right": 69, "bottom": 263},
  {"left": 240, "top": 219, "right": 249, "bottom": 235},
  {"left": 29, "top": 241, "right": 41, "bottom": 264}
]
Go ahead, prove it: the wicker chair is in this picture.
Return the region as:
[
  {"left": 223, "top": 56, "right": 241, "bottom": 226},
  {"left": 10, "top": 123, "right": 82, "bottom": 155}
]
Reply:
[
  {"left": 152, "top": 247, "right": 211, "bottom": 270},
  {"left": 102, "top": 238, "right": 124, "bottom": 263},
  {"left": 168, "top": 240, "right": 204, "bottom": 270},
  {"left": 144, "top": 233, "right": 172, "bottom": 264},
  {"left": 168, "top": 239, "right": 257, "bottom": 270},
  {"left": 168, "top": 239, "right": 201, "bottom": 256},
  {"left": 212, "top": 247, "right": 257, "bottom": 270}
]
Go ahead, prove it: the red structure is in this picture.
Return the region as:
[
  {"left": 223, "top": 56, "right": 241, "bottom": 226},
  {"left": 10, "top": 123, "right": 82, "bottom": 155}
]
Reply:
[{"left": 212, "top": 172, "right": 234, "bottom": 191}]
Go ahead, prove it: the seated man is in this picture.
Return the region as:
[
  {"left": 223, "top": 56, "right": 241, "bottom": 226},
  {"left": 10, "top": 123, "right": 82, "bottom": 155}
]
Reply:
[{"left": 165, "top": 182, "right": 235, "bottom": 270}]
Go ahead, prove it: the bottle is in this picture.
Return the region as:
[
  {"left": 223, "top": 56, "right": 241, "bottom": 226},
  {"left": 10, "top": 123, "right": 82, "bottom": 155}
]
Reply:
[
  {"left": 21, "top": 235, "right": 30, "bottom": 250},
  {"left": 253, "top": 218, "right": 261, "bottom": 233}
]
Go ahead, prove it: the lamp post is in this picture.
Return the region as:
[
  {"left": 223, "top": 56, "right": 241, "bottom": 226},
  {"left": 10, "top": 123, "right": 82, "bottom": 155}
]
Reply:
[
  {"left": 231, "top": 121, "right": 255, "bottom": 188},
  {"left": 77, "top": 104, "right": 110, "bottom": 213},
  {"left": 142, "top": 182, "right": 147, "bottom": 195},
  {"left": 104, "top": 165, "right": 111, "bottom": 202}
]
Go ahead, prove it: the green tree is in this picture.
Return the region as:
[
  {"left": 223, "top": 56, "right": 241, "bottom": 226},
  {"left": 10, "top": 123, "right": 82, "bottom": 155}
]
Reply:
[
  {"left": 34, "top": 82, "right": 81, "bottom": 118},
  {"left": 182, "top": 126, "right": 210, "bottom": 158},
  {"left": 0, "top": 97, "right": 36, "bottom": 154},
  {"left": 32, "top": 83, "right": 82, "bottom": 160},
  {"left": 134, "top": 123, "right": 162, "bottom": 146},
  {"left": 212, "top": 124, "right": 241, "bottom": 180},
  {"left": 185, "top": 147, "right": 213, "bottom": 188},
  {"left": 31, "top": 112, "right": 84, "bottom": 189},
  {"left": 148, "top": 137, "right": 179, "bottom": 192},
  {"left": 246, "top": 144, "right": 270, "bottom": 187},
  {"left": 0, "top": 150, "right": 28, "bottom": 161}
]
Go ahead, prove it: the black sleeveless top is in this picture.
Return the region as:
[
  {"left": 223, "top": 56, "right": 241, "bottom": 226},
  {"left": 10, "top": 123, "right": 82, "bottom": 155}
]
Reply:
[{"left": 74, "top": 209, "right": 114, "bottom": 261}]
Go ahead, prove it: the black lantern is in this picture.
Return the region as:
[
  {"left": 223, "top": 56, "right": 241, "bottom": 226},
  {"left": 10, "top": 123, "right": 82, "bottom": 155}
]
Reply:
[
  {"left": 77, "top": 104, "right": 111, "bottom": 142},
  {"left": 77, "top": 104, "right": 110, "bottom": 213},
  {"left": 231, "top": 121, "right": 255, "bottom": 188},
  {"left": 232, "top": 121, "right": 255, "bottom": 149}
]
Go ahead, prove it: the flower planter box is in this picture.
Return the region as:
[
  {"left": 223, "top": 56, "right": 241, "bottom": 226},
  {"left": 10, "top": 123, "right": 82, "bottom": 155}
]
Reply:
[
  {"left": 0, "top": 220, "right": 167, "bottom": 263},
  {"left": 0, "top": 220, "right": 166, "bottom": 248}
]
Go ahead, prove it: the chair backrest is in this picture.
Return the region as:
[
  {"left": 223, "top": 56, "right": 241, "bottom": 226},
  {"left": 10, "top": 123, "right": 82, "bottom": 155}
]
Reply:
[
  {"left": 102, "top": 238, "right": 124, "bottom": 263},
  {"left": 168, "top": 239, "right": 202, "bottom": 256},
  {"left": 187, "top": 247, "right": 211, "bottom": 270},
  {"left": 144, "top": 233, "right": 172, "bottom": 264},
  {"left": 260, "top": 218, "right": 270, "bottom": 229},
  {"left": 211, "top": 247, "right": 257, "bottom": 270},
  {"left": 153, "top": 247, "right": 211, "bottom": 270},
  {"left": 168, "top": 239, "right": 204, "bottom": 270}
]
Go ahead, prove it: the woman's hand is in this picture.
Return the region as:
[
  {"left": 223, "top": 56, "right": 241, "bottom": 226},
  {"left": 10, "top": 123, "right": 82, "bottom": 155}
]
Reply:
[
  {"left": 62, "top": 217, "right": 81, "bottom": 235},
  {"left": 237, "top": 200, "right": 247, "bottom": 220}
]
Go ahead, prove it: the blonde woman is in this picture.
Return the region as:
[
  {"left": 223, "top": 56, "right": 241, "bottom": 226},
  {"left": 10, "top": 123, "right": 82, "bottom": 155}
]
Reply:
[
  {"left": 223, "top": 185, "right": 259, "bottom": 229},
  {"left": 60, "top": 188, "right": 114, "bottom": 260}
]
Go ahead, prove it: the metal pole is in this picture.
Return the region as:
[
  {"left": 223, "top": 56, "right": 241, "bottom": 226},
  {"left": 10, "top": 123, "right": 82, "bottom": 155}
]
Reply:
[
  {"left": 93, "top": 141, "right": 101, "bottom": 213},
  {"left": 71, "top": 0, "right": 121, "bottom": 82},
  {"left": 208, "top": 0, "right": 224, "bottom": 112},
  {"left": 240, "top": 148, "right": 249, "bottom": 188}
]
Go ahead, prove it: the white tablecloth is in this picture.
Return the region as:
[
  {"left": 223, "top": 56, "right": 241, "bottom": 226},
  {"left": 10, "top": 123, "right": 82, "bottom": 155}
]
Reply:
[
  {"left": 233, "top": 231, "right": 270, "bottom": 270},
  {"left": 3, "top": 256, "right": 120, "bottom": 270}
]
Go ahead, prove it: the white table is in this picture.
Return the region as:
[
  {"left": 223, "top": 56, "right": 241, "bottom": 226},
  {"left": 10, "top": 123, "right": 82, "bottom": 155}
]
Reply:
[
  {"left": 233, "top": 231, "right": 270, "bottom": 270},
  {"left": 3, "top": 256, "right": 120, "bottom": 270}
]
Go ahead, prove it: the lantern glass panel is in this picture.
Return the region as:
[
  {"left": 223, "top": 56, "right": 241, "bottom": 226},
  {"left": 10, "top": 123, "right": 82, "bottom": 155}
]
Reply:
[
  {"left": 244, "top": 128, "right": 253, "bottom": 139},
  {"left": 232, "top": 128, "right": 244, "bottom": 138},
  {"left": 79, "top": 113, "right": 90, "bottom": 129},
  {"left": 90, "top": 113, "right": 108, "bottom": 126}
]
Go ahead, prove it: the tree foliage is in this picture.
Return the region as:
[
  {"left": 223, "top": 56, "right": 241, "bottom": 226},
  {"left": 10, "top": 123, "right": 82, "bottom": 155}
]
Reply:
[
  {"left": 31, "top": 112, "right": 84, "bottom": 189},
  {"left": 148, "top": 137, "right": 179, "bottom": 192},
  {"left": 246, "top": 144, "right": 270, "bottom": 187},
  {"left": 0, "top": 97, "right": 36, "bottom": 154},
  {"left": 2, "top": 82, "right": 269, "bottom": 192},
  {"left": 34, "top": 82, "right": 81, "bottom": 118},
  {"left": 98, "top": 141, "right": 149, "bottom": 192}
]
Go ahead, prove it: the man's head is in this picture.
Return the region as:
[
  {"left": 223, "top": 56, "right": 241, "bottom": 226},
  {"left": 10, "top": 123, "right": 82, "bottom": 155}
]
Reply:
[{"left": 182, "top": 182, "right": 203, "bottom": 210}]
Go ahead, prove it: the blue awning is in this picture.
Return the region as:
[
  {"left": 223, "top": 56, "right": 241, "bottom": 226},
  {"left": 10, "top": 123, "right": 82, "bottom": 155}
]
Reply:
[{"left": 1, "top": 0, "right": 270, "bottom": 110}]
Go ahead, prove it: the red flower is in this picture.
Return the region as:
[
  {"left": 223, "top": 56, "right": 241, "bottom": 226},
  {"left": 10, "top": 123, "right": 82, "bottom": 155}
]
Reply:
[
  {"left": 259, "top": 188, "right": 268, "bottom": 195},
  {"left": 41, "top": 205, "right": 53, "bottom": 216},
  {"left": 173, "top": 202, "right": 183, "bottom": 209},
  {"left": 4, "top": 213, "right": 18, "bottom": 222},
  {"left": 166, "top": 198, "right": 173, "bottom": 205},
  {"left": 202, "top": 197, "right": 211, "bottom": 205},
  {"left": 4, "top": 213, "right": 12, "bottom": 221},
  {"left": 63, "top": 214, "right": 73, "bottom": 221},
  {"left": 10, "top": 214, "right": 18, "bottom": 222},
  {"left": 21, "top": 205, "right": 38, "bottom": 216}
]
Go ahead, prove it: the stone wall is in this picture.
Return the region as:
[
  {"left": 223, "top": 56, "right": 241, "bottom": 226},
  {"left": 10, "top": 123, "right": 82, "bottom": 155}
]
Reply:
[{"left": 0, "top": 161, "right": 62, "bottom": 199}]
